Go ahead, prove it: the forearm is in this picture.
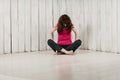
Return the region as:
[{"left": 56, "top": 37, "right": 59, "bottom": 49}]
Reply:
[
  {"left": 72, "top": 27, "right": 79, "bottom": 40},
  {"left": 75, "top": 33, "right": 78, "bottom": 40},
  {"left": 50, "top": 26, "right": 57, "bottom": 40},
  {"left": 50, "top": 32, "right": 54, "bottom": 40}
]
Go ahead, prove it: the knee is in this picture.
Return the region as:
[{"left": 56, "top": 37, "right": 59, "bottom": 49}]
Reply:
[
  {"left": 47, "top": 39, "right": 52, "bottom": 45},
  {"left": 76, "top": 39, "right": 82, "bottom": 46}
]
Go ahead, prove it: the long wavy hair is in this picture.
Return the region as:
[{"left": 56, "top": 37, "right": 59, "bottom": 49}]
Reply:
[{"left": 57, "top": 14, "right": 73, "bottom": 33}]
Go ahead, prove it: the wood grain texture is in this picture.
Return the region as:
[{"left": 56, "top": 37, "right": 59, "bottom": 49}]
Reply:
[
  {"left": 100, "top": 0, "right": 106, "bottom": 52},
  {"left": 105, "top": 0, "right": 112, "bottom": 52},
  {"left": 46, "top": 0, "right": 53, "bottom": 50},
  {"left": 18, "top": 0, "right": 25, "bottom": 52},
  {"left": 96, "top": 0, "right": 101, "bottom": 51},
  {"left": 11, "top": 0, "right": 19, "bottom": 53},
  {"left": 71, "top": 0, "right": 78, "bottom": 42},
  {"left": 52, "top": 0, "right": 59, "bottom": 43},
  {"left": 3, "top": 0, "right": 11, "bottom": 53},
  {"left": 0, "top": 0, "right": 120, "bottom": 53},
  {"left": 117, "top": 0, "right": 120, "bottom": 53},
  {"left": 39, "top": 0, "right": 46, "bottom": 50},
  {"left": 0, "top": 0, "right": 4, "bottom": 54},
  {"left": 83, "top": 0, "right": 88, "bottom": 49},
  {"left": 78, "top": 0, "right": 84, "bottom": 49},
  {"left": 31, "top": 0, "right": 39, "bottom": 51},
  {"left": 24, "top": 0, "right": 31, "bottom": 52},
  {"left": 111, "top": 0, "right": 118, "bottom": 52},
  {"left": 59, "top": 0, "right": 67, "bottom": 15}
]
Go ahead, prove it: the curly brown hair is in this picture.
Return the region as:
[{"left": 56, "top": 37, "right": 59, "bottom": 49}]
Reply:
[{"left": 57, "top": 14, "right": 73, "bottom": 33}]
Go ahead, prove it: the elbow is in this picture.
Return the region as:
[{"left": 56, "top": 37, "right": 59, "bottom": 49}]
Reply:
[
  {"left": 75, "top": 32, "right": 78, "bottom": 37},
  {"left": 50, "top": 31, "right": 53, "bottom": 35}
]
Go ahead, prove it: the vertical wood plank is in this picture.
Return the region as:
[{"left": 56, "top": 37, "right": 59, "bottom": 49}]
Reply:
[
  {"left": 90, "top": 0, "right": 98, "bottom": 50},
  {"left": 0, "top": 0, "right": 119, "bottom": 53},
  {"left": 11, "top": 0, "right": 19, "bottom": 53},
  {"left": 39, "top": 0, "right": 46, "bottom": 50},
  {"left": 100, "top": 0, "right": 106, "bottom": 52},
  {"left": 46, "top": 0, "right": 53, "bottom": 50},
  {"left": 82, "top": 0, "right": 88, "bottom": 49},
  {"left": 78, "top": 0, "right": 84, "bottom": 49},
  {"left": 18, "top": 0, "right": 25, "bottom": 52},
  {"left": 71, "top": 0, "right": 81, "bottom": 41},
  {"left": 0, "top": 0, "right": 4, "bottom": 54},
  {"left": 111, "top": 0, "right": 118, "bottom": 52},
  {"left": 53, "top": 0, "right": 59, "bottom": 26},
  {"left": 85, "top": 0, "right": 92, "bottom": 50},
  {"left": 59, "top": 0, "right": 66, "bottom": 15},
  {"left": 71, "top": 0, "right": 79, "bottom": 42},
  {"left": 24, "top": 0, "right": 31, "bottom": 52},
  {"left": 66, "top": 0, "right": 72, "bottom": 16},
  {"left": 53, "top": 0, "right": 59, "bottom": 43},
  {"left": 96, "top": 0, "right": 101, "bottom": 51},
  {"left": 3, "top": 0, "right": 11, "bottom": 53},
  {"left": 117, "top": 0, "right": 120, "bottom": 53},
  {"left": 31, "top": 0, "right": 39, "bottom": 51},
  {"left": 105, "top": 0, "right": 112, "bottom": 52}
]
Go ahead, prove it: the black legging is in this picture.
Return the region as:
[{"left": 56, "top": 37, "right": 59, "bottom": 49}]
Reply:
[{"left": 47, "top": 39, "right": 82, "bottom": 52}]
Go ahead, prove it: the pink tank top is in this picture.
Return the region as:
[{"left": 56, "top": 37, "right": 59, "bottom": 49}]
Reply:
[{"left": 57, "top": 29, "right": 72, "bottom": 45}]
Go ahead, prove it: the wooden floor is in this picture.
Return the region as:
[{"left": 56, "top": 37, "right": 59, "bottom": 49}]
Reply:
[{"left": 0, "top": 50, "right": 120, "bottom": 80}]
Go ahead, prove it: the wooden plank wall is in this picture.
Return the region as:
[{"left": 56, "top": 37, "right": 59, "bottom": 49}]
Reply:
[{"left": 0, "top": 0, "right": 120, "bottom": 54}]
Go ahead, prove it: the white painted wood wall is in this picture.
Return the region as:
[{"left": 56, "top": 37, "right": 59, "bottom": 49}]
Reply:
[{"left": 0, "top": 0, "right": 120, "bottom": 54}]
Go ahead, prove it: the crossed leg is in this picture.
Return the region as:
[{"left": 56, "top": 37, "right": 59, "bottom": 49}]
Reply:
[{"left": 47, "top": 39, "right": 82, "bottom": 55}]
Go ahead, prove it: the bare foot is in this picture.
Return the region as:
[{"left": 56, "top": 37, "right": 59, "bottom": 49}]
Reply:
[
  {"left": 55, "top": 51, "right": 61, "bottom": 55},
  {"left": 66, "top": 50, "right": 74, "bottom": 55}
]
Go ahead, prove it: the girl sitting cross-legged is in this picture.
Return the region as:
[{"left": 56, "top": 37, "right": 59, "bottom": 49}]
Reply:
[{"left": 47, "top": 14, "right": 82, "bottom": 55}]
